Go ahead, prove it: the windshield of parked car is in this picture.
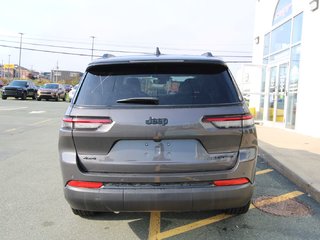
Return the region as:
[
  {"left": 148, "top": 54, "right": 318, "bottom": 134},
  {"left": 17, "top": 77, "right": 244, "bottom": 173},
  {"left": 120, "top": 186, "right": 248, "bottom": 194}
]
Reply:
[
  {"left": 9, "top": 81, "right": 27, "bottom": 87},
  {"left": 43, "top": 84, "right": 59, "bottom": 89},
  {"left": 75, "top": 63, "right": 241, "bottom": 107}
]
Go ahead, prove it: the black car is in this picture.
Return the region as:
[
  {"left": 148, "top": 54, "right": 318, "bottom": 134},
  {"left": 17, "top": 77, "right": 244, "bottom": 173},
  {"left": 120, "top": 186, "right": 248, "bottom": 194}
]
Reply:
[{"left": 1, "top": 80, "right": 37, "bottom": 100}]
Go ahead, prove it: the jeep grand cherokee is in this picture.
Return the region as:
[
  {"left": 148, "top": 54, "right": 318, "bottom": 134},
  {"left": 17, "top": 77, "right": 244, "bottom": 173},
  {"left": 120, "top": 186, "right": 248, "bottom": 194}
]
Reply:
[{"left": 58, "top": 52, "right": 257, "bottom": 217}]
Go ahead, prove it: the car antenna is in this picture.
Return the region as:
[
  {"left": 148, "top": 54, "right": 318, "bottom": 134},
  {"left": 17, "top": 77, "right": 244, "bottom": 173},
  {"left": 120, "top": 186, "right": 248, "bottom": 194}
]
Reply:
[
  {"left": 201, "top": 52, "right": 214, "bottom": 57},
  {"left": 155, "top": 47, "right": 161, "bottom": 56},
  {"left": 102, "top": 53, "right": 115, "bottom": 58}
]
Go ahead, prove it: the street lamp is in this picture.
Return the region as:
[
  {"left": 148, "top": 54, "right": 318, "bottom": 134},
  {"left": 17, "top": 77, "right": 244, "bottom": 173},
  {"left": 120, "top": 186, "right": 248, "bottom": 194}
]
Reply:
[
  {"left": 18, "top": 33, "right": 24, "bottom": 78},
  {"left": 90, "top": 36, "right": 95, "bottom": 60}
]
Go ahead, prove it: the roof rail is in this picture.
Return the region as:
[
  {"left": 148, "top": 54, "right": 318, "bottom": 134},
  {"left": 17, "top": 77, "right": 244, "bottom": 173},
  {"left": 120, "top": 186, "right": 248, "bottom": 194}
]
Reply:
[
  {"left": 201, "top": 52, "right": 214, "bottom": 57},
  {"left": 102, "top": 53, "right": 115, "bottom": 58},
  {"left": 155, "top": 47, "right": 161, "bottom": 56}
]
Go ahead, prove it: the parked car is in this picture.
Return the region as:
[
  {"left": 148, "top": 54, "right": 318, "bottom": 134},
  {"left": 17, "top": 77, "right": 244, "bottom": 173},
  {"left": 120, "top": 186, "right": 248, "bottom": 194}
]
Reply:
[
  {"left": 37, "top": 83, "right": 66, "bottom": 101},
  {"left": 59, "top": 52, "right": 257, "bottom": 217},
  {"left": 64, "top": 84, "right": 73, "bottom": 92},
  {"left": 68, "top": 84, "right": 79, "bottom": 102},
  {"left": 1, "top": 80, "right": 37, "bottom": 100}
]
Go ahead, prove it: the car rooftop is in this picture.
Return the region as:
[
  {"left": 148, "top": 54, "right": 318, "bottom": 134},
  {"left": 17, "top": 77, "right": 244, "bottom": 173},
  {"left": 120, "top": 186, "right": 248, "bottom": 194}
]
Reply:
[{"left": 88, "top": 51, "right": 226, "bottom": 68}]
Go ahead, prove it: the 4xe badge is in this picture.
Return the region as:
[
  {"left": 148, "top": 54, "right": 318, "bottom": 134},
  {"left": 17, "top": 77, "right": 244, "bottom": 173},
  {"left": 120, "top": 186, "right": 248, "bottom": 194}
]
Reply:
[{"left": 145, "top": 117, "right": 168, "bottom": 126}]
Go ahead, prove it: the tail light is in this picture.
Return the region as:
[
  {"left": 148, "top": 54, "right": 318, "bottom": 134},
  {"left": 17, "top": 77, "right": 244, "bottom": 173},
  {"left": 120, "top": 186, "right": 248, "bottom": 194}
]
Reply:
[
  {"left": 213, "top": 178, "right": 250, "bottom": 186},
  {"left": 62, "top": 117, "right": 112, "bottom": 129},
  {"left": 202, "top": 114, "right": 254, "bottom": 128},
  {"left": 67, "top": 180, "right": 103, "bottom": 189}
]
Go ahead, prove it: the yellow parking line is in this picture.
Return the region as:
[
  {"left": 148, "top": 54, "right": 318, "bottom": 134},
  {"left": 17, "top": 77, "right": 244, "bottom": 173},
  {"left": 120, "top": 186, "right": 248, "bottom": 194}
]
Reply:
[
  {"left": 148, "top": 212, "right": 161, "bottom": 240},
  {"left": 256, "top": 169, "right": 273, "bottom": 175},
  {"left": 251, "top": 190, "right": 304, "bottom": 209},
  {"left": 157, "top": 190, "right": 304, "bottom": 239},
  {"left": 157, "top": 213, "right": 232, "bottom": 239}
]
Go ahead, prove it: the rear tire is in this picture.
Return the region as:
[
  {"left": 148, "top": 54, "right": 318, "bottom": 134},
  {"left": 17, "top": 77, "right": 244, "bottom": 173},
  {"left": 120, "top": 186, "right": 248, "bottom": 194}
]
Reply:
[
  {"left": 225, "top": 201, "right": 251, "bottom": 215},
  {"left": 2, "top": 96, "right": 7, "bottom": 100},
  {"left": 71, "top": 208, "right": 95, "bottom": 217},
  {"left": 32, "top": 93, "right": 36, "bottom": 100},
  {"left": 37, "top": 97, "right": 41, "bottom": 101}
]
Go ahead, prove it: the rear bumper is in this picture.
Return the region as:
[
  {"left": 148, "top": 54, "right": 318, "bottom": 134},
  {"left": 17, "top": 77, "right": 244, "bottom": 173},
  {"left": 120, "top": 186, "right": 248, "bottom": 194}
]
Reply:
[{"left": 64, "top": 183, "right": 253, "bottom": 212}]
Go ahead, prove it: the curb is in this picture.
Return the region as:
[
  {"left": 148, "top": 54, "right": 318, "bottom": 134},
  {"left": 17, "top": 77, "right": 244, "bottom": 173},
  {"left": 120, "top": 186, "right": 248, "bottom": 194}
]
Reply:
[{"left": 258, "top": 146, "right": 320, "bottom": 204}]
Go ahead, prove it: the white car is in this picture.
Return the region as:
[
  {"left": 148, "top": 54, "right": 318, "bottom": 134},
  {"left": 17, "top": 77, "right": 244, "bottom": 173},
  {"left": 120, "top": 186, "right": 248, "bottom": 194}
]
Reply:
[{"left": 68, "top": 84, "right": 79, "bottom": 102}]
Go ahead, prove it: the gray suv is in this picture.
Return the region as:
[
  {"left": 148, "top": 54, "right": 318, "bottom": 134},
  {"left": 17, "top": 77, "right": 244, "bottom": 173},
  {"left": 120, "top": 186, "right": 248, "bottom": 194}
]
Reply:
[{"left": 58, "top": 52, "right": 257, "bottom": 217}]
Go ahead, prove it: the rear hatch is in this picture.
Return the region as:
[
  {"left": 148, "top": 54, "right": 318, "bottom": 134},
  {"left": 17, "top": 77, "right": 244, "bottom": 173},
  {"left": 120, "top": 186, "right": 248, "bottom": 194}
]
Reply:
[{"left": 67, "top": 62, "right": 247, "bottom": 173}]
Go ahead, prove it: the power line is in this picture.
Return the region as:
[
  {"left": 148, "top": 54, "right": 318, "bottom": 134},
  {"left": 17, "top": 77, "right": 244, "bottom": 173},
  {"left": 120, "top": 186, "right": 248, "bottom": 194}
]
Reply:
[
  {"left": 0, "top": 43, "right": 252, "bottom": 62},
  {"left": 0, "top": 43, "right": 97, "bottom": 57},
  {"left": 0, "top": 34, "right": 253, "bottom": 54},
  {"left": 0, "top": 39, "right": 253, "bottom": 55},
  {"left": 0, "top": 39, "right": 151, "bottom": 54}
]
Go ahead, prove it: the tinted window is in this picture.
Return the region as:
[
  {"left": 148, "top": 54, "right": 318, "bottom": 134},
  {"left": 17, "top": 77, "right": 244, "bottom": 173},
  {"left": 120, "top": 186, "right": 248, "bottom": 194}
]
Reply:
[{"left": 75, "top": 63, "right": 240, "bottom": 107}]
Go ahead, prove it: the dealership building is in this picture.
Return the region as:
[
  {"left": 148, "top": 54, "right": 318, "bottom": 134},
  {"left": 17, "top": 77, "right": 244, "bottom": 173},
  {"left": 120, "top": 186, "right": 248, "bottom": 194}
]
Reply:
[{"left": 248, "top": 0, "right": 320, "bottom": 137}]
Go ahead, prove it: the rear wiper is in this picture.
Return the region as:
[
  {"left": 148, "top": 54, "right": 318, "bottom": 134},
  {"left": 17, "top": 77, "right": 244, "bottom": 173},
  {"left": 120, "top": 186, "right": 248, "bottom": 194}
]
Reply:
[{"left": 116, "top": 97, "right": 159, "bottom": 105}]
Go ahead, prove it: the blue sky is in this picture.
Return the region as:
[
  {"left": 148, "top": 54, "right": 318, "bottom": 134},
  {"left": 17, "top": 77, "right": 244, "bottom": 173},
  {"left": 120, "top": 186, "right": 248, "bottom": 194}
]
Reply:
[{"left": 0, "top": 0, "right": 255, "bottom": 73}]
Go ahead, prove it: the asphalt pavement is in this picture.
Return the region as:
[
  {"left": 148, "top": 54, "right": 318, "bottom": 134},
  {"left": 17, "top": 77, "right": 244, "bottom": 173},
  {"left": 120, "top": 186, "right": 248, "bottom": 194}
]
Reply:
[{"left": 1, "top": 99, "right": 320, "bottom": 240}]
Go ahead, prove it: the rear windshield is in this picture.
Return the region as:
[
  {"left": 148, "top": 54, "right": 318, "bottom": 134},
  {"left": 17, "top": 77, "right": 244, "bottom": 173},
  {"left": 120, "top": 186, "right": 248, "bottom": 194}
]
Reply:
[{"left": 75, "top": 63, "right": 241, "bottom": 107}]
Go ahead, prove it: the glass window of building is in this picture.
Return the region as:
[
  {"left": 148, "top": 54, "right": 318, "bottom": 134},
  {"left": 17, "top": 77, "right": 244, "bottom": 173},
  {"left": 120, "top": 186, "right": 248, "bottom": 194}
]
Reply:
[
  {"left": 285, "top": 45, "right": 300, "bottom": 129},
  {"left": 263, "top": 33, "right": 270, "bottom": 56},
  {"left": 270, "top": 20, "right": 291, "bottom": 54},
  {"left": 273, "top": 0, "right": 292, "bottom": 26},
  {"left": 292, "top": 13, "right": 303, "bottom": 44},
  {"left": 289, "top": 45, "right": 301, "bottom": 91},
  {"left": 256, "top": 0, "right": 303, "bottom": 129}
]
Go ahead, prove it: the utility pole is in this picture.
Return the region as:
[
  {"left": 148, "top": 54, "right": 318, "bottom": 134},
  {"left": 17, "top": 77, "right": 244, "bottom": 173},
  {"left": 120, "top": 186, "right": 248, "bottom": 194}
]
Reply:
[
  {"left": 56, "top": 61, "right": 59, "bottom": 83},
  {"left": 90, "top": 36, "right": 95, "bottom": 60},
  {"left": 8, "top": 54, "right": 11, "bottom": 79},
  {"left": 1, "top": 59, "right": 3, "bottom": 78},
  {"left": 18, "top": 32, "right": 24, "bottom": 78}
]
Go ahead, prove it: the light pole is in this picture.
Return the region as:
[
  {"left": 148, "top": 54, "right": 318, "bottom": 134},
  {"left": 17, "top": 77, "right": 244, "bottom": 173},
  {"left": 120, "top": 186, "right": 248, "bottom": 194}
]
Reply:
[
  {"left": 18, "top": 33, "right": 23, "bottom": 78},
  {"left": 90, "top": 36, "right": 95, "bottom": 60}
]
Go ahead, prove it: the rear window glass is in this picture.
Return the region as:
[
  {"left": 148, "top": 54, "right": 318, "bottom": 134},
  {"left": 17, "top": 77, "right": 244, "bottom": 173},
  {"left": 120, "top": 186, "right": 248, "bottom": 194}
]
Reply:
[{"left": 75, "top": 63, "right": 240, "bottom": 107}]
